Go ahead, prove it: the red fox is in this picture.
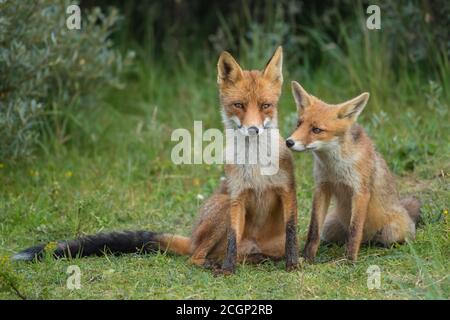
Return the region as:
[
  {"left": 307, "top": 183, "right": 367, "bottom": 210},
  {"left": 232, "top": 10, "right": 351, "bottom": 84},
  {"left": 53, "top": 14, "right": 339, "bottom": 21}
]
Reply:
[
  {"left": 285, "top": 81, "right": 421, "bottom": 262},
  {"left": 13, "top": 47, "right": 299, "bottom": 274}
]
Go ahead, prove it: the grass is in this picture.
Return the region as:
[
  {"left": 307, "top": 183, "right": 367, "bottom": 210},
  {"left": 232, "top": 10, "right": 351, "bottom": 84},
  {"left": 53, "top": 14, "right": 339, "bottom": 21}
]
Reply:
[
  {"left": 1, "top": 14, "right": 449, "bottom": 299},
  {"left": 0, "top": 147, "right": 448, "bottom": 300}
]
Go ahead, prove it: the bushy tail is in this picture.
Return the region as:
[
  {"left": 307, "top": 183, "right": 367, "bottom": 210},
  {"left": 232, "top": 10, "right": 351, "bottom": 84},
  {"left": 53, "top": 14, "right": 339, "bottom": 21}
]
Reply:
[
  {"left": 12, "top": 231, "right": 191, "bottom": 262},
  {"left": 401, "top": 196, "right": 421, "bottom": 223}
]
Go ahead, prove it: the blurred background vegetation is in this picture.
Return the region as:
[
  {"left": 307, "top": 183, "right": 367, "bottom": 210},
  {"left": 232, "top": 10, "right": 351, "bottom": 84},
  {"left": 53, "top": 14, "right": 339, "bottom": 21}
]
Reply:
[{"left": 0, "top": 0, "right": 448, "bottom": 174}]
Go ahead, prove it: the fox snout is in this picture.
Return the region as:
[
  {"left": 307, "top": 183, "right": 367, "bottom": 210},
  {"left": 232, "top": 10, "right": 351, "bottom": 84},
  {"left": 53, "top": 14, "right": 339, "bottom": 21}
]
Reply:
[
  {"left": 285, "top": 139, "right": 295, "bottom": 148},
  {"left": 230, "top": 115, "right": 270, "bottom": 136},
  {"left": 239, "top": 125, "right": 264, "bottom": 136},
  {"left": 247, "top": 126, "right": 260, "bottom": 136},
  {"left": 285, "top": 138, "right": 319, "bottom": 152},
  {"left": 286, "top": 138, "right": 307, "bottom": 151}
]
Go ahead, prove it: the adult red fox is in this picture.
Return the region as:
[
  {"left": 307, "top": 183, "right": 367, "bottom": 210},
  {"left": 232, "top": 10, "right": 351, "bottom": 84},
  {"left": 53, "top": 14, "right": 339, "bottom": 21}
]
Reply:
[
  {"left": 286, "top": 81, "right": 420, "bottom": 262},
  {"left": 14, "top": 47, "right": 299, "bottom": 274}
]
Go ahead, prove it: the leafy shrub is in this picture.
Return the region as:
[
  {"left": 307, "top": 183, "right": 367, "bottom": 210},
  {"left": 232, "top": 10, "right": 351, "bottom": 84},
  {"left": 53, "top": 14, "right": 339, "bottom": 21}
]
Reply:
[{"left": 0, "top": 0, "right": 132, "bottom": 160}]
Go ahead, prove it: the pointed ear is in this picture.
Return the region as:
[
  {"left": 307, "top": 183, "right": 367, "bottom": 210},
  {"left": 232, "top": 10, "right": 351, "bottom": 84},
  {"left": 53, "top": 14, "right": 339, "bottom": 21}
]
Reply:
[
  {"left": 217, "top": 51, "right": 243, "bottom": 84},
  {"left": 263, "top": 46, "right": 283, "bottom": 84},
  {"left": 291, "top": 81, "right": 312, "bottom": 111},
  {"left": 337, "top": 92, "right": 370, "bottom": 120}
]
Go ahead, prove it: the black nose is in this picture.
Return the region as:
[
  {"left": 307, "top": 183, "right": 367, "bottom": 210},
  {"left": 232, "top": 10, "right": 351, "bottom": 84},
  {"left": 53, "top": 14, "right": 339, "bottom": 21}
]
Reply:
[
  {"left": 286, "top": 139, "right": 295, "bottom": 148},
  {"left": 248, "top": 126, "right": 259, "bottom": 135}
]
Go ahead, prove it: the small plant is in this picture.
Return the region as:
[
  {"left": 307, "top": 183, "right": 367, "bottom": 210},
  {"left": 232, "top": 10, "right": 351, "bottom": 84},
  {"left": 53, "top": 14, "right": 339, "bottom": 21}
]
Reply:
[{"left": 0, "top": 256, "right": 27, "bottom": 300}]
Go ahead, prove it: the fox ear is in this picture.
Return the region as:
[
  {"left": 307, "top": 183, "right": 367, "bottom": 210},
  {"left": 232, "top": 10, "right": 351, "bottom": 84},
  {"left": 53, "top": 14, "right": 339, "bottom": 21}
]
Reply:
[
  {"left": 337, "top": 92, "right": 370, "bottom": 120},
  {"left": 217, "top": 51, "right": 243, "bottom": 84},
  {"left": 263, "top": 46, "right": 283, "bottom": 84},
  {"left": 291, "top": 81, "right": 312, "bottom": 111}
]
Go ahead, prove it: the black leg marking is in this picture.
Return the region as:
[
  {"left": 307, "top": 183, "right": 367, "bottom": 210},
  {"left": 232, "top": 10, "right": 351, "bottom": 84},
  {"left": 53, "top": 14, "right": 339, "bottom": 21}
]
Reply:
[
  {"left": 285, "top": 216, "right": 298, "bottom": 270},
  {"left": 221, "top": 229, "right": 237, "bottom": 274}
]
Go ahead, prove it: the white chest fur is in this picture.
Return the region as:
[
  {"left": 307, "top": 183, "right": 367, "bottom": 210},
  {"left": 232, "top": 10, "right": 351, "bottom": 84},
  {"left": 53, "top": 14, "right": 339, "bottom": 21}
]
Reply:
[
  {"left": 227, "top": 163, "right": 289, "bottom": 198},
  {"left": 313, "top": 145, "right": 361, "bottom": 191},
  {"left": 225, "top": 130, "right": 289, "bottom": 198}
]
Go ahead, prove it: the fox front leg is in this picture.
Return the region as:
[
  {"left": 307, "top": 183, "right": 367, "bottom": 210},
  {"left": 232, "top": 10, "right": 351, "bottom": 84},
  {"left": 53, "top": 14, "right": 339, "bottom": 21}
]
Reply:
[
  {"left": 345, "top": 192, "right": 370, "bottom": 261},
  {"left": 221, "top": 194, "right": 246, "bottom": 275},
  {"left": 303, "top": 185, "right": 331, "bottom": 262},
  {"left": 280, "top": 187, "right": 299, "bottom": 271}
]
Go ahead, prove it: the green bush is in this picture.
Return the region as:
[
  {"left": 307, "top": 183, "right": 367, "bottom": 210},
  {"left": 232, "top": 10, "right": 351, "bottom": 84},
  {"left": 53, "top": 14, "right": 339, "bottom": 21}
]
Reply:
[{"left": 0, "top": 0, "right": 132, "bottom": 161}]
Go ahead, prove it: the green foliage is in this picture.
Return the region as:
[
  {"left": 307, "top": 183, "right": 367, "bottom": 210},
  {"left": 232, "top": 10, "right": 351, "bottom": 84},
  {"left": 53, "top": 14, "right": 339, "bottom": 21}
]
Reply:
[
  {"left": 0, "top": 0, "right": 132, "bottom": 161},
  {"left": 95, "top": 1, "right": 450, "bottom": 61},
  {"left": 0, "top": 0, "right": 449, "bottom": 300},
  {"left": 0, "top": 128, "right": 448, "bottom": 299},
  {"left": 380, "top": 0, "right": 450, "bottom": 65},
  {"left": 0, "top": 256, "right": 27, "bottom": 299}
]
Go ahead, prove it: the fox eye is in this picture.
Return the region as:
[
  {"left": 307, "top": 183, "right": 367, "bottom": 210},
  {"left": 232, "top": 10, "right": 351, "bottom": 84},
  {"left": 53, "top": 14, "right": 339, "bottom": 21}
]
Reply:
[
  {"left": 312, "top": 127, "right": 323, "bottom": 134},
  {"left": 261, "top": 103, "right": 272, "bottom": 109},
  {"left": 297, "top": 119, "right": 303, "bottom": 128},
  {"left": 233, "top": 103, "right": 244, "bottom": 109}
]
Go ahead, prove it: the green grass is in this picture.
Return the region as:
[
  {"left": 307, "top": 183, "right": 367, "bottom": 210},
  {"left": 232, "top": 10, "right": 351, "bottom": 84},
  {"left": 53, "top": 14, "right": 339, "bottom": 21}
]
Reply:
[
  {"left": 1, "top": 21, "right": 449, "bottom": 299},
  {"left": 0, "top": 142, "right": 448, "bottom": 299}
]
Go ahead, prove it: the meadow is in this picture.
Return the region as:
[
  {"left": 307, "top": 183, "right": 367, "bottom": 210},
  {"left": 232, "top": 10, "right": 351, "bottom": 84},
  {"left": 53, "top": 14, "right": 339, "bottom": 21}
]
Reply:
[{"left": 0, "top": 1, "right": 449, "bottom": 299}]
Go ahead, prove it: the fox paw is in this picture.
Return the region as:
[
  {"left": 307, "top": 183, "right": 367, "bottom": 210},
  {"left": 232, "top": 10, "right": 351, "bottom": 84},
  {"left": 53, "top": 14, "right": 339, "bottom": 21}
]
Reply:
[
  {"left": 213, "top": 267, "right": 235, "bottom": 277},
  {"left": 343, "top": 256, "right": 358, "bottom": 265},
  {"left": 302, "top": 253, "right": 316, "bottom": 264},
  {"left": 188, "top": 257, "right": 206, "bottom": 266},
  {"left": 203, "top": 260, "right": 222, "bottom": 270},
  {"left": 286, "top": 262, "right": 298, "bottom": 272},
  {"left": 344, "top": 250, "right": 358, "bottom": 263}
]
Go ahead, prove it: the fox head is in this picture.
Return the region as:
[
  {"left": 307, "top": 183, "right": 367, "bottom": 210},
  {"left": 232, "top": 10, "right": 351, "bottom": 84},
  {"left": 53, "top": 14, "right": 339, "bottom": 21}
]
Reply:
[
  {"left": 217, "top": 47, "right": 283, "bottom": 136},
  {"left": 286, "top": 81, "right": 370, "bottom": 152}
]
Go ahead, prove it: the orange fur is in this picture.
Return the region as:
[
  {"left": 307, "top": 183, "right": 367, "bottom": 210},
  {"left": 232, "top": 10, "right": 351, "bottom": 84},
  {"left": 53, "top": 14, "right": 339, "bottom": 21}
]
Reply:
[
  {"left": 176, "top": 47, "right": 299, "bottom": 274},
  {"left": 287, "top": 81, "right": 421, "bottom": 262},
  {"left": 218, "top": 48, "right": 282, "bottom": 136}
]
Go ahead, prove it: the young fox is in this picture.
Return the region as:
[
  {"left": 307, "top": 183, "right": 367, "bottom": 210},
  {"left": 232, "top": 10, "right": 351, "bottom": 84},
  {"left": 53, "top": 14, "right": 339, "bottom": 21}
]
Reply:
[
  {"left": 13, "top": 48, "right": 299, "bottom": 273},
  {"left": 285, "top": 81, "right": 421, "bottom": 262}
]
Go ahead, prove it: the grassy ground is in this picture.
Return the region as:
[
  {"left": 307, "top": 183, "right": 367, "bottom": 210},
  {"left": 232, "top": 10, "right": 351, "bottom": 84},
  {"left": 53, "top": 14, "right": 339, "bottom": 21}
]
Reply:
[{"left": 1, "top": 44, "right": 449, "bottom": 299}]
